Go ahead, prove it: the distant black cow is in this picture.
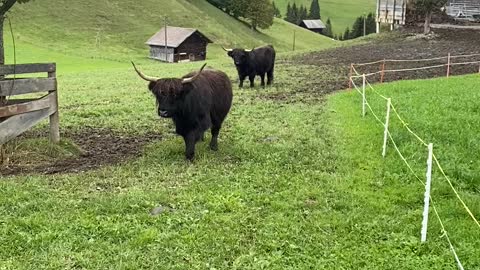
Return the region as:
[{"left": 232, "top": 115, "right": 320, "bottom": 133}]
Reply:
[
  {"left": 132, "top": 62, "right": 233, "bottom": 161},
  {"left": 224, "top": 45, "right": 276, "bottom": 88}
]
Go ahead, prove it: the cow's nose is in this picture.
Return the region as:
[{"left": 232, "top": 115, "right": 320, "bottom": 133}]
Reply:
[{"left": 159, "top": 110, "right": 169, "bottom": 117}]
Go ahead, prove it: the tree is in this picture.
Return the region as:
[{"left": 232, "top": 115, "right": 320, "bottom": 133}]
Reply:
[
  {"left": 323, "top": 18, "right": 333, "bottom": 37},
  {"left": 285, "top": 3, "right": 294, "bottom": 23},
  {"left": 414, "top": 0, "right": 447, "bottom": 34},
  {"left": 298, "top": 5, "right": 308, "bottom": 24},
  {"left": 350, "top": 16, "right": 364, "bottom": 39},
  {"left": 343, "top": 27, "right": 351, "bottom": 40},
  {"left": 245, "top": 0, "right": 274, "bottom": 30},
  {"left": 309, "top": 0, "right": 321, "bottom": 19},
  {"left": 272, "top": 1, "right": 281, "bottom": 18},
  {"left": 291, "top": 3, "right": 299, "bottom": 24},
  {"left": 0, "top": 0, "right": 31, "bottom": 65},
  {"left": 365, "top": 12, "right": 376, "bottom": 34}
]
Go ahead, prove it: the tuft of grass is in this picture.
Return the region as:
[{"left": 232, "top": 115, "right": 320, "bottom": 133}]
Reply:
[{"left": 2, "top": 138, "right": 82, "bottom": 168}]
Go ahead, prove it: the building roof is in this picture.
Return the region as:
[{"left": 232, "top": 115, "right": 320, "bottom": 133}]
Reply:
[
  {"left": 146, "top": 26, "right": 212, "bottom": 48},
  {"left": 300, "top": 20, "right": 326, "bottom": 29}
]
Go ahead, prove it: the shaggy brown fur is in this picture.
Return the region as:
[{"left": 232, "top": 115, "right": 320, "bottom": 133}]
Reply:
[{"left": 133, "top": 63, "right": 233, "bottom": 161}]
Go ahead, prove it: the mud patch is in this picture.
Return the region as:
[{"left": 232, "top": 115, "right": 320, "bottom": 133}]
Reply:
[{"left": 1, "top": 128, "right": 162, "bottom": 176}]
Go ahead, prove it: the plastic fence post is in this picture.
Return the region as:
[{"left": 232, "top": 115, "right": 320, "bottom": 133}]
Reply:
[
  {"left": 421, "top": 143, "right": 434, "bottom": 243},
  {"left": 447, "top": 53, "right": 451, "bottom": 78},
  {"left": 362, "top": 74, "right": 366, "bottom": 117},
  {"left": 382, "top": 98, "right": 391, "bottom": 158}
]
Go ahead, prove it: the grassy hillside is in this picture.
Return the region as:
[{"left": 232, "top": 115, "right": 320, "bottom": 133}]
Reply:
[
  {"left": 274, "top": 0, "right": 376, "bottom": 35},
  {"left": 7, "top": 0, "right": 335, "bottom": 62}
]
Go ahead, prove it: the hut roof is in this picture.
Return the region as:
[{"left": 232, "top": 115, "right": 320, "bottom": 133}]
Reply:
[
  {"left": 300, "top": 20, "right": 326, "bottom": 29},
  {"left": 146, "top": 26, "right": 212, "bottom": 48}
]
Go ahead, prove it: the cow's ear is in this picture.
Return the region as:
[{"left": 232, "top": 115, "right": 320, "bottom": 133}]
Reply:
[
  {"left": 227, "top": 51, "right": 233, "bottom": 57},
  {"left": 148, "top": 82, "right": 156, "bottom": 92}
]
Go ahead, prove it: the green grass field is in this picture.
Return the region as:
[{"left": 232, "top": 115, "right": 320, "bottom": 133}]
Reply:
[
  {"left": 274, "top": 0, "right": 376, "bottom": 35},
  {"left": 1, "top": 53, "right": 479, "bottom": 268},
  {"left": 1, "top": 0, "right": 479, "bottom": 269}
]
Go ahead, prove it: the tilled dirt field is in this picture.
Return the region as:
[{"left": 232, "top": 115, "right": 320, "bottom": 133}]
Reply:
[
  {"left": 2, "top": 28, "right": 479, "bottom": 176},
  {"left": 288, "top": 28, "right": 480, "bottom": 94}
]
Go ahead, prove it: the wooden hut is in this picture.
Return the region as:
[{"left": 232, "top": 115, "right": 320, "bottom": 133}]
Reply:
[
  {"left": 298, "top": 20, "right": 326, "bottom": 34},
  {"left": 446, "top": 0, "right": 480, "bottom": 19},
  {"left": 146, "top": 26, "right": 212, "bottom": 63}
]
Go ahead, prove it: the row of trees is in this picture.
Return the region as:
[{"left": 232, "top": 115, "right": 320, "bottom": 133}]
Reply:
[
  {"left": 207, "top": 0, "right": 275, "bottom": 30},
  {"left": 283, "top": 0, "right": 320, "bottom": 24},
  {"left": 340, "top": 13, "right": 376, "bottom": 41}
]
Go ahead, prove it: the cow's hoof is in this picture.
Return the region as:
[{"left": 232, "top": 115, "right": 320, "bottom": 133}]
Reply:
[
  {"left": 210, "top": 143, "right": 218, "bottom": 151},
  {"left": 186, "top": 153, "right": 195, "bottom": 161}
]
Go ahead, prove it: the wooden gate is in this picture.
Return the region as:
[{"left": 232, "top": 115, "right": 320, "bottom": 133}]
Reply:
[{"left": 0, "top": 63, "right": 59, "bottom": 145}]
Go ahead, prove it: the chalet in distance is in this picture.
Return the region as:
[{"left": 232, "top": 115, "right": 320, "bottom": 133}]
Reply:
[
  {"left": 298, "top": 19, "right": 326, "bottom": 34},
  {"left": 146, "top": 26, "right": 212, "bottom": 63}
]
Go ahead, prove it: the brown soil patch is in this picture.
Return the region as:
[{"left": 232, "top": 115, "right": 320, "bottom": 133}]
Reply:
[
  {"left": 292, "top": 28, "right": 480, "bottom": 93},
  {"left": 1, "top": 128, "right": 162, "bottom": 176}
]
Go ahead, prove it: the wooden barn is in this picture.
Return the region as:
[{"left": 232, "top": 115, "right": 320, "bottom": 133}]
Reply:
[
  {"left": 146, "top": 26, "right": 212, "bottom": 63},
  {"left": 298, "top": 19, "right": 326, "bottom": 34}
]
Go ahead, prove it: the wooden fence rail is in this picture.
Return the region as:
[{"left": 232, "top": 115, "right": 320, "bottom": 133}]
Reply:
[{"left": 0, "top": 63, "right": 59, "bottom": 145}]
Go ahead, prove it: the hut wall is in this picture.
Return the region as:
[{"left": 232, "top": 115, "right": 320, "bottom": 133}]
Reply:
[
  {"left": 150, "top": 46, "right": 175, "bottom": 62},
  {"left": 175, "top": 34, "right": 208, "bottom": 62}
]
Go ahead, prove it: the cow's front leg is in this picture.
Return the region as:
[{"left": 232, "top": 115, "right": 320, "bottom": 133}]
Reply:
[
  {"left": 195, "top": 131, "right": 205, "bottom": 142},
  {"left": 239, "top": 75, "right": 246, "bottom": 88},
  {"left": 249, "top": 74, "right": 255, "bottom": 88},
  {"left": 183, "top": 132, "right": 196, "bottom": 161},
  {"left": 260, "top": 73, "right": 266, "bottom": 88}
]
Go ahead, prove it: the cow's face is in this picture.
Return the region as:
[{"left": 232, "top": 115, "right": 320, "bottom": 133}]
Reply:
[
  {"left": 148, "top": 80, "right": 186, "bottom": 118},
  {"left": 131, "top": 62, "right": 206, "bottom": 118},
  {"left": 227, "top": 49, "right": 250, "bottom": 66}
]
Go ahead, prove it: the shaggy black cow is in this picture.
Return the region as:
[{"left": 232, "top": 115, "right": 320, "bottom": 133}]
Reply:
[
  {"left": 132, "top": 62, "right": 233, "bottom": 161},
  {"left": 224, "top": 45, "right": 276, "bottom": 88}
]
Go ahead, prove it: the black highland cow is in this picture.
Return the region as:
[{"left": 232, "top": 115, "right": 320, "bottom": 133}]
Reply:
[
  {"left": 132, "top": 62, "right": 233, "bottom": 161},
  {"left": 224, "top": 45, "right": 276, "bottom": 88}
]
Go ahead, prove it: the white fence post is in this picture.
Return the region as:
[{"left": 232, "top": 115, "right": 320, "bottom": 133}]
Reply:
[
  {"left": 362, "top": 74, "right": 366, "bottom": 117},
  {"left": 421, "top": 143, "right": 434, "bottom": 243},
  {"left": 447, "top": 53, "right": 451, "bottom": 78},
  {"left": 382, "top": 98, "right": 391, "bottom": 158}
]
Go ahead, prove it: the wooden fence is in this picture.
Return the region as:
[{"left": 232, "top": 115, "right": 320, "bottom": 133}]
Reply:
[{"left": 0, "top": 63, "right": 59, "bottom": 145}]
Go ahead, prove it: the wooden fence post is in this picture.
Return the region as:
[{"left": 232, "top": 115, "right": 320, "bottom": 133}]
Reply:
[
  {"left": 380, "top": 59, "right": 386, "bottom": 83},
  {"left": 293, "top": 30, "right": 296, "bottom": 52},
  {"left": 348, "top": 64, "right": 354, "bottom": 89},
  {"left": 421, "top": 143, "right": 434, "bottom": 243},
  {"left": 48, "top": 68, "right": 60, "bottom": 143},
  {"left": 447, "top": 53, "right": 451, "bottom": 78}
]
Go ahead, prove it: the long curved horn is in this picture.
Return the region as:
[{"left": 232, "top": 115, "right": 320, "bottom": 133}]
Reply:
[
  {"left": 182, "top": 63, "right": 207, "bottom": 84},
  {"left": 244, "top": 47, "right": 254, "bottom": 52},
  {"left": 131, "top": 61, "right": 160, "bottom": 82},
  {"left": 222, "top": 46, "right": 233, "bottom": 52}
]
